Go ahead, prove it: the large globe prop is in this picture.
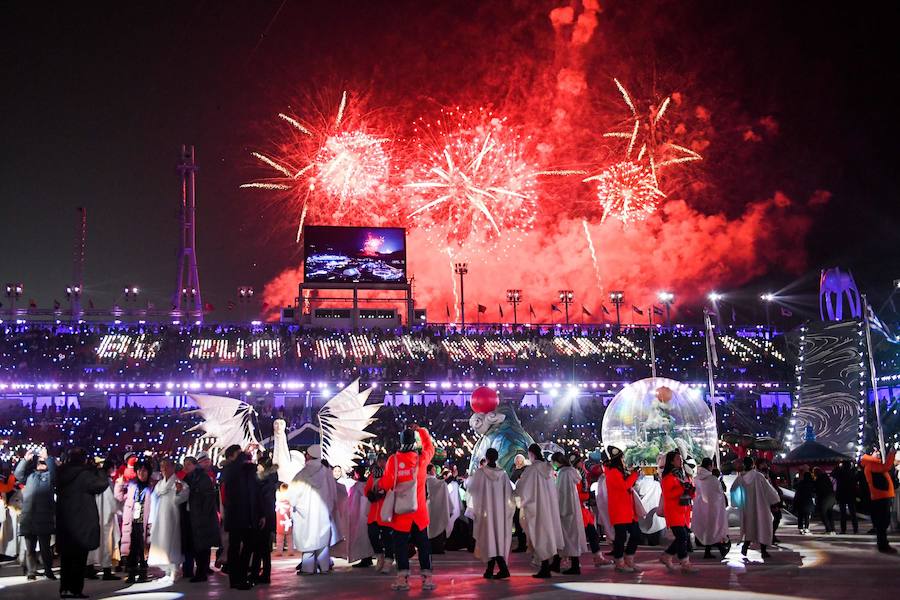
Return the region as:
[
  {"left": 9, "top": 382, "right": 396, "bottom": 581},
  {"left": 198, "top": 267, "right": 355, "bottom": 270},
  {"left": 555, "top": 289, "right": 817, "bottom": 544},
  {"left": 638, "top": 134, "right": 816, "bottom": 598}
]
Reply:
[
  {"left": 470, "top": 386, "right": 499, "bottom": 414},
  {"left": 601, "top": 377, "right": 716, "bottom": 468}
]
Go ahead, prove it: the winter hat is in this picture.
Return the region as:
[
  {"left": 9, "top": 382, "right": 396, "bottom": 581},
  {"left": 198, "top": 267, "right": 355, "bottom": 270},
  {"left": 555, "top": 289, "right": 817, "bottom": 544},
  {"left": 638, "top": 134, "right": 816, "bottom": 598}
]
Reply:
[
  {"left": 307, "top": 444, "right": 322, "bottom": 459},
  {"left": 196, "top": 451, "right": 210, "bottom": 462},
  {"left": 606, "top": 445, "right": 623, "bottom": 461},
  {"left": 400, "top": 429, "right": 418, "bottom": 452}
]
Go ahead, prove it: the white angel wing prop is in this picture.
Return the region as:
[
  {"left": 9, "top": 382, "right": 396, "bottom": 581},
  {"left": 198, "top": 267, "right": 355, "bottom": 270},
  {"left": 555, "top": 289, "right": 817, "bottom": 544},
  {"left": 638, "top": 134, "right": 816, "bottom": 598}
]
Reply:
[
  {"left": 318, "top": 379, "right": 381, "bottom": 472},
  {"left": 187, "top": 394, "right": 260, "bottom": 450}
]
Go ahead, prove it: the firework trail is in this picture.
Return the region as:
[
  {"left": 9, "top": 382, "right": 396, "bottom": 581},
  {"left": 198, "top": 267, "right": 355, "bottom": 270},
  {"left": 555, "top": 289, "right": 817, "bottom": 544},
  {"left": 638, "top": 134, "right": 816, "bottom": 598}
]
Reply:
[
  {"left": 582, "top": 218, "right": 602, "bottom": 290},
  {"left": 242, "top": 90, "right": 393, "bottom": 239}
]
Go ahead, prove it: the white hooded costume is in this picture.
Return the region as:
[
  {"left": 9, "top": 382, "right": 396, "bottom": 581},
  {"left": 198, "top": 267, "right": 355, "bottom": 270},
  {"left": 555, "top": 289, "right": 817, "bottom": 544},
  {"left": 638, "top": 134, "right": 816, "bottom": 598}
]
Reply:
[
  {"left": 148, "top": 474, "right": 189, "bottom": 575},
  {"left": 426, "top": 475, "right": 452, "bottom": 539},
  {"left": 291, "top": 447, "right": 338, "bottom": 573},
  {"left": 635, "top": 476, "right": 666, "bottom": 535},
  {"left": 466, "top": 465, "right": 514, "bottom": 562},
  {"left": 87, "top": 479, "right": 121, "bottom": 569},
  {"left": 514, "top": 461, "right": 565, "bottom": 562},
  {"left": 734, "top": 469, "right": 779, "bottom": 545},
  {"left": 692, "top": 466, "right": 729, "bottom": 546},
  {"left": 345, "top": 480, "right": 374, "bottom": 562},
  {"left": 590, "top": 474, "right": 613, "bottom": 541},
  {"left": 555, "top": 466, "right": 588, "bottom": 557}
]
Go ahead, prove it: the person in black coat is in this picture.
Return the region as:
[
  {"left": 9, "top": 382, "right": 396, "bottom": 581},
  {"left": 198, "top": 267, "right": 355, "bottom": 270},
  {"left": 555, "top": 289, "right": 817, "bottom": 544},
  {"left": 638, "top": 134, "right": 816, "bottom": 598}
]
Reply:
[
  {"left": 183, "top": 452, "right": 221, "bottom": 583},
  {"left": 221, "top": 446, "right": 260, "bottom": 590},
  {"left": 794, "top": 471, "right": 816, "bottom": 534},
  {"left": 15, "top": 449, "right": 57, "bottom": 580},
  {"left": 813, "top": 467, "right": 837, "bottom": 534},
  {"left": 250, "top": 453, "right": 279, "bottom": 585},
  {"left": 833, "top": 460, "right": 859, "bottom": 534},
  {"left": 56, "top": 448, "right": 110, "bottom": 599}
]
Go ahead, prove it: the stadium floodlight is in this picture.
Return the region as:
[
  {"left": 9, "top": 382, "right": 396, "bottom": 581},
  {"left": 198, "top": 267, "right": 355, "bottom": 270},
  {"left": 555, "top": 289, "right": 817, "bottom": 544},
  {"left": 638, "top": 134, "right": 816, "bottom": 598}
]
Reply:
[
  {"left": 558, "top": 289, "right": 574, "bottom": 325},
  {"left": 760, "top": 292, "right": 775, "bottom": 302},
  {"left": 506, "top": 289, "right": 522, "bottom": 327},
  {"left": 454, "top": 263, "right": 468, "bottom": 330},
  {"left": 608, "top": 290, "right": 625, "bottom": 329},
  {"left": 708, "top": 291, "right": 723, "bottom": 302},
  {"left": 657, "top": 291, "right": 674, "bottom": 326}
]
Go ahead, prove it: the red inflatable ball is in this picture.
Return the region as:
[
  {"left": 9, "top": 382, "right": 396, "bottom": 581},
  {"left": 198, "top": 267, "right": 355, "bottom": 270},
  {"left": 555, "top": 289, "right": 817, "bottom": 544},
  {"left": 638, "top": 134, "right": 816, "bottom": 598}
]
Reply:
[{"left": 470, "top": 386, "right": 499, "bottom": 414}]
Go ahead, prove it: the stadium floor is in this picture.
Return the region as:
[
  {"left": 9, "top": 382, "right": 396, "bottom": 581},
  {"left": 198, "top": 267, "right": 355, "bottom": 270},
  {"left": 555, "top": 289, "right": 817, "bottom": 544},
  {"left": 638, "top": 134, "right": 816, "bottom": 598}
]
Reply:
[{"left": 1, "top": 527, "right": 897, "bottom": 600}]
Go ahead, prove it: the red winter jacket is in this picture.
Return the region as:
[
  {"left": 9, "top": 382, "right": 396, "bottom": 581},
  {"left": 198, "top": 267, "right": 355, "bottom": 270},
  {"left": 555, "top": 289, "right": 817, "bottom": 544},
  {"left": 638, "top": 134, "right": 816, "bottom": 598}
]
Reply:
[
  {"left": 606, "top": 467, "right": 640, "bottom": 526},
  {"left": 378, "top": 427, "right": 435, "bottom": 533},
  {"left": 661, "top": 473, "right": 694, "bottom": 528},
  {"left": 578, "top": 479, "right": 595, "bottom": 526}
]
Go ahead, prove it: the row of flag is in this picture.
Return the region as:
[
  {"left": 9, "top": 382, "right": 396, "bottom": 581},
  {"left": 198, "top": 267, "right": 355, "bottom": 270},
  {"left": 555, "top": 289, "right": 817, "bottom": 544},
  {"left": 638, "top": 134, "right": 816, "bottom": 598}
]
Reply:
[{"left": 446, "top": 303, "right": 671, "bottom": 319}]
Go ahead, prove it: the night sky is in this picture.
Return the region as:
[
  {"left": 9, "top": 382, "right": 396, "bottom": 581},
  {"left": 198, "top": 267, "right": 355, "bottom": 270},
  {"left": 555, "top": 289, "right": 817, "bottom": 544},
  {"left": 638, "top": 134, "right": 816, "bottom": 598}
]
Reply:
[{"left": 2, "top": 1, "right": 898, "bottom": 319}]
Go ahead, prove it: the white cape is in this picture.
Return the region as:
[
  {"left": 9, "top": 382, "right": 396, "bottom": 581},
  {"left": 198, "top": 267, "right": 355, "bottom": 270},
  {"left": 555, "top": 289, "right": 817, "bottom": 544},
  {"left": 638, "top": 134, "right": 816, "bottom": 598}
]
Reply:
[
  {"left": 447, "top": 479, "right": 462, "bottom": 533},
  {"left": 692, "top": 467, "right": 729, "bottom": 545},
  {"left": 88, "top": 481, "right": 121, "bottom": 568},
  {"left": 148, "top": 475, "right": 189, "bottom": 567},
  {"left": 426, "top": 476, "right": 452, "bottom": 538},
  {"left": 467, "top": 466, "right": 514, "bottom": 562},
  {"left": 635, "top": 476, "right": 666, "bottom": 535},
  {"left": 346, "top": 481, "right": 374, "bottom": 562},
  {"left": 514, "top": 461, "right": 564, "bottom": 562},
  {"left": 735, "top": 469, "right": 780, "bottom": 545},
  {"left": 590, "top": 475, "right": 613, "bottom": 541},
  {"left": 331, "top": 480, "right": 349, "bottom": 556},
  {"left": 290, "top": 459, "right": 337, "bottom": 552},
  {"left": 556, "top": 467, "right": 588, "bottom": 557}
]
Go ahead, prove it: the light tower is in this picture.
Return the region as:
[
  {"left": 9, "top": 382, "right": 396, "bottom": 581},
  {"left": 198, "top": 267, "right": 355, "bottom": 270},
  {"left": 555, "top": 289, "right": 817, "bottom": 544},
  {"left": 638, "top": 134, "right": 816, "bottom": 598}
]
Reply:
[
  {"left": 174, "top": 145, "right": 203, "bottom": 319},
  {"left": 71, "top": 207, "right": 86, "bottom": 320}
]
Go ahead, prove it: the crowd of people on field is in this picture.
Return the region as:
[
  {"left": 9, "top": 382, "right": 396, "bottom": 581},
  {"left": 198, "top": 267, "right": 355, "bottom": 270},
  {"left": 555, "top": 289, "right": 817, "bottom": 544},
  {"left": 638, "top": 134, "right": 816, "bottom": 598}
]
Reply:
[{"left": 1, "top": 430, "right": 898, "bottom": 597}]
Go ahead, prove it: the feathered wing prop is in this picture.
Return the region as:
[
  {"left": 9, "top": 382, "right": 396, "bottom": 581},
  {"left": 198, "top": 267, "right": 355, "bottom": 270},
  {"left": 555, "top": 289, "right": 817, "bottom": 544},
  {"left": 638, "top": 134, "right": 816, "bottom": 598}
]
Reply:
[
  {"left": 187, "top": 394, "right": 260, "bottom": 450},
  {"left": 318, "top": 379, "right": 381, "bottom": 472}
]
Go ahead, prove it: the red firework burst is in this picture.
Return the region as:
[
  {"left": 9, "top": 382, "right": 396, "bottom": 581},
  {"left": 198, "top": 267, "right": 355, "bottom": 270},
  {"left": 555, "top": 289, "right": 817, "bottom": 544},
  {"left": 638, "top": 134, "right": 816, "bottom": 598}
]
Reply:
[{"left": 586, "top": 161, "right": 666, "bottom": 224}]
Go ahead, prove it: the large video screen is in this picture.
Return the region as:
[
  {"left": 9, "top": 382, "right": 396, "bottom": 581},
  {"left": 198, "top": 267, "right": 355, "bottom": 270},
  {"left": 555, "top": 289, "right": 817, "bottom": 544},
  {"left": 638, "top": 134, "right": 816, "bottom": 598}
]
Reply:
[{"left": 303, "top": 226, "right": 407, "bottom": 285}]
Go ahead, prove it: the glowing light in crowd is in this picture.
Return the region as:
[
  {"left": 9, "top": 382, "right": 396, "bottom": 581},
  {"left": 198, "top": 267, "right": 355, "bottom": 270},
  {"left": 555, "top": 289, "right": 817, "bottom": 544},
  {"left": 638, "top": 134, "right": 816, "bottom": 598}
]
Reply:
[
  {"left": 406, "top": 109, "right": 538, "bottom": 249},
  {"left": 242, "top": 90, "right": 392, "bottom": 241},
  {"left": 584, "top": 161, "right": 666, "bottom": 224}
]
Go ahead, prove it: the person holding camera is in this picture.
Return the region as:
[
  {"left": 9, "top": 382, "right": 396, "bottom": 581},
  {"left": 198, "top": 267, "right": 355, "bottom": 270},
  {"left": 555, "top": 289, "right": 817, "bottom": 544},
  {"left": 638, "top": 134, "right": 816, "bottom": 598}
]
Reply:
[
  {"left": 15, "top": 448, "right": 56, "bottom": 581},
  {"left": 658, "top": 450, "right": 698, "bottom": 573},
  {"left": 378, "top": 425, "right": 435, "bottom": 591}
]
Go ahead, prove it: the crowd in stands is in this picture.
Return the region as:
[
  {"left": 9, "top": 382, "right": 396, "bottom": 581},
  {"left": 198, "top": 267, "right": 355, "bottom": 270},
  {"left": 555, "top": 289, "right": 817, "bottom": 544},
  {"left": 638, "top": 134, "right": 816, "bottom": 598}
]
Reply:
[{"left": 0, "top": 323, "right": 804, "bottom": 383}]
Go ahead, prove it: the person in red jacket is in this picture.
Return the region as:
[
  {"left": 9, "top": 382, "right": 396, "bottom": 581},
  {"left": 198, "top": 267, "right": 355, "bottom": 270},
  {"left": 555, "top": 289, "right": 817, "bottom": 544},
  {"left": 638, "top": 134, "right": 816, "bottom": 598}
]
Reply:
[
  {"left": 861, "top": 448, "right": 897, "bottom": 554},
  {"left": 604, "top": 446, "right": 642, "bottom": 573},
  {"left": 364, "top": 454, "right": 395, "bottom": 572},
  {"left": 658, "top": 450, "right": 698, "bottom": 573},
  {"left": 379, "top": 425, "right": 436, "bottom": 591},
  {"left": 573, "top": 455, "right": 613, "bottom": 566}
]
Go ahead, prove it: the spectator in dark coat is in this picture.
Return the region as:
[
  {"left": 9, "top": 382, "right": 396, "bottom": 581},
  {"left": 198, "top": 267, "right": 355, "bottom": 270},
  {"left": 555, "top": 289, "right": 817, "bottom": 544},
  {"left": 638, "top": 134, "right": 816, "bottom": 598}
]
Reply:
[
  {"left": 793, "top": 471, "right": 815, "bottom": 534},
  {"left": 183, "top": 452, "right": 221, "bottom": 583},
  {"left": 221, "top": 446, "right": 260, "bottom": 590},
  {"left": 833, "top": 460, "right": 859, "bottom": 534},
  {"left": 15, "top": 449, "right": 57, "bottom": 580},
  {"left": 250, "top": 454, "right": 279, "bottom": 584},
  {"left": 813, "top": 468, "right": 837, "bottom": 534},
  {"left": 56, "top": 448, "right": 109, "bottom": 599}
]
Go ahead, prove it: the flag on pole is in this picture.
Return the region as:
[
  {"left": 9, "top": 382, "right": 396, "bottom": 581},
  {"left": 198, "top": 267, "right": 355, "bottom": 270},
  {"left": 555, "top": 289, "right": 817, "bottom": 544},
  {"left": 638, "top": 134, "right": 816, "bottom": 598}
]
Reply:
[
  {"left": 477, "top": 304, "right": 487, "bottom": 314},
  {"left": 529, "top": 304, "right": 537, "bottom": 318},
  {"left": 53, "top": 300, "right": 61, "bottom": 310},
  {"left": 653, "top": 305, "right": 664, "bottom": 316},
  {"left": 868, "top": 304, "right": 899, "bottom": 343},
  {"left": 551, "top": 304, "right": 562, "bottom": 313},
  {"left": 29, "top": 299, "right": 37, "bottom": 308},
  {"left": 499, "top": 304, "right": 504, "bottom": 318},
  {"left": 602, "top": 304, "right": 611, "bottom": 315},
  {"left": 227, "top": 300, "right": 236, "bottom": 310},
  {"left": 780, "top": 307, "right": 793, "bottom": 317},
  {"left": 446, "top": 304, "right": 451, "bottom": 318},
  {"left": 632, "top": 305, "right": 644, "bottom": 315},
  {"left": 582, "top": 305, "right": 592, "bottom": 316},
  {"left": 704, "top": 311, "right": 719, "bottom": 367},
  {"left": 731, "top": 306, "right": 737, "bottom": 324}
]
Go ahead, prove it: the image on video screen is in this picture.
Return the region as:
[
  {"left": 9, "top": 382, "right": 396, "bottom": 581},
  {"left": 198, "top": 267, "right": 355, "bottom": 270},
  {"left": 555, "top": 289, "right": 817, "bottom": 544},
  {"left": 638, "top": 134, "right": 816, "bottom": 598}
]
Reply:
[{"left": 304, "top": 226, "right": 407, "bottom": 285}]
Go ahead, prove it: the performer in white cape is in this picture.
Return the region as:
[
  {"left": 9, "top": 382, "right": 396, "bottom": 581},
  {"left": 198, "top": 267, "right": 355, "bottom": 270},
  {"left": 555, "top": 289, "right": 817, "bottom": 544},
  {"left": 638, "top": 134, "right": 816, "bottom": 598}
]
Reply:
[
  {"left": 734, "top": 456, "right": 779, "bottom": 559},
  {"left": 692, "top": 457, "right": 730, "bottom": 559},
  {"left": 87, "top": 459, "right": 122, "bottom": 580},
  {"left": 551, "top": 453, "right": 588, "bottom": 575},
  {"left": 425, "top": 464, "right": 451, "bottom": 553},
  {"left": 514, "top": 443, "right": 565, "bottom": 579},
  {"left": 330, "top": 467, "right": 349, "bottom": 560},
  {"left": 148, "top": 458, "right": 190, "bottom": 581},
  {"left": 345, "top": 466, "right": 374, "bottom": 566},
  {"left": 590, "top": 467, "right": 613, "bottom": 544},
  {"left": 466, "top": 448, "right": 514, "bottom": 579},
  {"left": 291, "top": 444, "right": 338, "bottom": 574}
]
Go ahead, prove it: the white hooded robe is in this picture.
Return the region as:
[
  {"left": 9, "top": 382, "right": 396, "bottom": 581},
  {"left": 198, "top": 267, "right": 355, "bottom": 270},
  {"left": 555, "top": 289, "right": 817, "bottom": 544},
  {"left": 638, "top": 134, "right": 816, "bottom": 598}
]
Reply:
[
  {"left": 466, "top": 465, "right": 514, "bottom": 562},
  {"left": 636, "top": 476, "right": 666, "bottom": 535},
  {"left": 346, "top": 480, "right": 374, "bottom": 562},
  {"left": 290, "top": 459, "right": 337, "bottom": 552},
  {"left": 514, "top": 461, "right": 564, "bottom": 562},
  {"left": 88, "top": 480, "right": 121, "bottom": 568},
  {"left": 735, "top": 469, "right": 779, "bottom": 545},
  {"left": 590, "top": 475, "right": 613, "bottom": 541},
  {"left": 555, "top": 466, "right": 588, "bottom": 557},
  {"left": 426, "top": 475, "right": 452, "bottom": 539},
  {"left": 148, "top": 475, "right": 189, "bottom": 568},
  {"left": 692, "top": 467, "right": 729, "bottom": 546}
]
